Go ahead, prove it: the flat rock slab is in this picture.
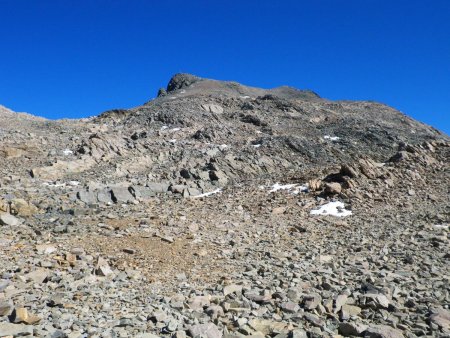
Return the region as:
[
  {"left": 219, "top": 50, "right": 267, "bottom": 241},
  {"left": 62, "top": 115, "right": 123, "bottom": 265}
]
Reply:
[
  {"left": 0, "top": 212, "right": 20, "bottom": 226},
  {"left": 365, "top": 325, "right": 404, "bottom": 338},
  {"left": 188, "top": 323, "right": 222, "bottom": 338},
  {"left": 0, "top": 322, "right": 33, "bottom": 336},
  {"left": 111, "top": 187, "right": 135, "bottom": 203}
]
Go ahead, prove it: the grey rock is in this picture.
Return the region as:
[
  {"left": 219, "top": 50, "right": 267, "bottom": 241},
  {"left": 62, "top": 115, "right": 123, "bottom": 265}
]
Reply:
[
  {"left": 429, "top": 307, "right": 450, "bottom": 330},
  {"left": 0, "top": 323, "right": 33, "bottom": 336},
  {"left": 77, "top": 190, "right": 98, "bottom": 205},
  {"left": 188, "top": 323, "right": 222, "bottom": 338},
  {"left": 364, "top": 325, "right": 404, "bottom": 338},
  {"left": 339, "top": 322, "right": 368, "bottom": 336},
  {"left": 0, "top": 212, "right": 20, "bottom": 226},
  {"left": 111, "top": 187, "right": 135, "bottom": 203}
]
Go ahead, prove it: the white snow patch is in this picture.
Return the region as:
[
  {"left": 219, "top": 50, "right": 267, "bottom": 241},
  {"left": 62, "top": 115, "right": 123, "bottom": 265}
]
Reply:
[
  {"left": 269, "top": 183, "right": 297, "bottom": 192},
  {"left": 68, "top": 181, "right": 80, "bottom": 186},
  {"left": 62, "top": 149, "right": 73, "bottom": 156},
  {"left": 324, "top": 135, "right": 340, "bottom": 141},
  {"left": 269, "top": 183, "right": 308, "bottom": 194},
  {"left": 240, "top": 95, "right": 250, "bottom": 99},
  {"left": 171, "top": 128, "right": 181, "bottom": 132},
  {"left": 253, "top": 144, "right": 262, "bottom": 148},
  {"left": 310, "top": 201, "right": 352, "bottom": 217},
  {"left": 433, "top": 224, "right": 449, "bottom": 230},
  {"left": 42, "top": 182, "right": 66, "bottom": 188},
  {"left": 161, "top": 126, "right": 168, "bottom": 130},
  {"left": 169, "top": 139, "right": 177, "bottom": 143},
  {"left": 291, "top": 185, "right": 309, "bottom": 194},
  {"left": 192, "top": 188, "right": 222, "bottom": 198},
  {"left": 180, "top": 90, "right": 186, "bottom": 94},
  {"left": 219, "top": 144, "right": 228, "bottom": 150}
]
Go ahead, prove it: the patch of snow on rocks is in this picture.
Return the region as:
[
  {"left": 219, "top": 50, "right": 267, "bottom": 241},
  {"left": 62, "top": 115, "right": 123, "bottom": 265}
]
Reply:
[
  {"left": 169, "top": 139, "right": 177, "bottom": 143},
  {"left": 42, "top": 182, "right": 67, "bottom": 188},
  {"left": 310, "top": 201, "right": 352, "bottom": 217},
  {"left": 269, "top": 183, "right": 308, "bottom": 194},
  {"left": 433, "top": 224, "right": 449, "bottom": 230},
  {"left": 324, "top": 135, "right": 340, "bottom": 141},
  {"left": 192, "top": 189, "right": 222, "bottom": 198},
  {"left": 62, "top": 149, "right": 73, "bottom": 156},
  {"left": 253, "top": 144, "right": 262, "bottom": 148}
]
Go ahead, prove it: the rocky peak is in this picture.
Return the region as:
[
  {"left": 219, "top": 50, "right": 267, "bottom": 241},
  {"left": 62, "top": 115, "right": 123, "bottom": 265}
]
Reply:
[{"left": 166, "top": 73, "right": 203, "bottom": 93}]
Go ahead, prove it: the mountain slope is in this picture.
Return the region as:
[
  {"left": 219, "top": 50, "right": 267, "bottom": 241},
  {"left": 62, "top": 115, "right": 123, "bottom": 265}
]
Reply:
[{"left": 0, "top": 75, "right": 448, "bottom": 337}]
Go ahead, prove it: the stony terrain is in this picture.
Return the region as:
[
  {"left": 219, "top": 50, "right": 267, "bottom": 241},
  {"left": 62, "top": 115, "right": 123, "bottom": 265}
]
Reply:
[{"left": 0, "top": 74, "right": 449, "bottom": 338}]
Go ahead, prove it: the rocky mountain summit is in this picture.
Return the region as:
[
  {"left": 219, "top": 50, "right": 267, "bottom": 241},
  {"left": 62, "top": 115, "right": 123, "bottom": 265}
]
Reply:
[{"left": 0, "top": 74, "right": 449, "bottom": 338}]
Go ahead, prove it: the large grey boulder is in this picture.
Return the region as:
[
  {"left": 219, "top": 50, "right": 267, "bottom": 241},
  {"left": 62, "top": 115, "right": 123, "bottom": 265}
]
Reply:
[
  {"left": 111, "top": 187, "right": 135, "bottom": 203},
  {"left": 188, "top": 323, "right": 222, "bottom": 338}
]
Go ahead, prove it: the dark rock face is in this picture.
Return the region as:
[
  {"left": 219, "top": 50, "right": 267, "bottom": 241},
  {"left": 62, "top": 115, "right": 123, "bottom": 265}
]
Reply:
[
  {"left": 0, "top": 76, "right": 448, "bottom": 337},
  {"left": 166, "top": 73, "right": 202, "bottom": 92}
]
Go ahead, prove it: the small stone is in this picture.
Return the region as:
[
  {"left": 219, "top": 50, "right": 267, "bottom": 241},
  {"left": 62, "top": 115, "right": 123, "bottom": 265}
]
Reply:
[
  {"left": 272, "top": 207, "right": 286, "bottom": 214},
  {"left": 334, "top": 294, "right": 348, "bottom": 313},
  {"left": 308, "top": 179, "right": 322, "bottom": 191},
  {"left": 0, "top": 300, "right": 13, "bottom": 316},
  {"left": 25, "top": 269, "right": 48, "bottom": 284},
  {"left": 341, "top": 304, "right": 362, "bottom": 320},
  {"left": 302, "top": 313, "right": 324, "bottom": 327},
  {"left": 0, "top": 213, "right": 20, "bottom": 226},
  {"left": 224, "top": 284, "right": 243, "bottom": 296},
  {"left": 365, "top": 293, "right": 390, "bottom": 308},
  {"left": 303, "top": 293, "right": 321, "bottom": 310},
  {"left": 290, "top": 329, "right": 308, "bottom": 338},
  {"left": 36, "top": 244, "right": 57, "bottom": 254},
  {"left": 95, "top": 256, "right": 113, "bottom": 276},
  {"left": 280, "top": 302, "right": 300, "bottom": 313},
  {"left": 13, "top": 307, "right": 41, "bottom": 324}
]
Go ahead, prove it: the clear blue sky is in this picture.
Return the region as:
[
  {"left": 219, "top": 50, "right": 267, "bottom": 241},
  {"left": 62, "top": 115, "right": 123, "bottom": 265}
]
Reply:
[{"left": 0, "top": 0, "right": 449, "bottom": 134}]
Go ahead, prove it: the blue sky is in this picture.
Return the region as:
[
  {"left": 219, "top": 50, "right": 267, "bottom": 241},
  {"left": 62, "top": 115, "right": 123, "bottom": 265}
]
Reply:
[{"left": 0, "top": 0, "right": 449, "bottom": 134}]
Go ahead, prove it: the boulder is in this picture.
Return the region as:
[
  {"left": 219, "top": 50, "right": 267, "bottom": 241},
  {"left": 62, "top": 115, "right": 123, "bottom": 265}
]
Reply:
[
  {"left": 429, "top": 307, "right": 450, "bottom": 331},
  {"left": 0, "top": 323, "right": 33, "bottom": 336},
  {"left": 324, "top": 182, "right": 342, "bottom": 195},
  {"left": 0, "top": 213, "right": 20, "bottom": 226},
  {"left": 10, "top": 198, "right": 39, "bottom": 216},
  {"left": 188, "top": 323, "right": 222, "bottom": 338},
  {"left": 364, "top": 325, "right": 404, "bottom": 338},
  {"left": 202, "top": 104, "right": 224, "bottom": 114},
  {"left": 147, "top": 182, "right": 170, "bottom": 193},
  {"left": 111, "top": 187, "right": 135, "bottom": 203},
  {"left": 130, "top": 186, "right": 157, "bottom": 200},
  {"left": 77, "top": 190, "right": 98, "bottom": 205}
]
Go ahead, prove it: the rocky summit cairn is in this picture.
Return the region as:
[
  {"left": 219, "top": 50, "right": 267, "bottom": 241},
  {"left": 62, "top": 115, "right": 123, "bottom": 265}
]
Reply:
[{"left": 0, "top": 74, "right": 449, "bottom": 337}]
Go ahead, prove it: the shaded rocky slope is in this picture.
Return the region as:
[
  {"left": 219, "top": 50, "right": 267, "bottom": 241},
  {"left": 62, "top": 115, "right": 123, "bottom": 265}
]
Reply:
[{"left": 0, "top": 75, "right": 448, "bottom": 338}]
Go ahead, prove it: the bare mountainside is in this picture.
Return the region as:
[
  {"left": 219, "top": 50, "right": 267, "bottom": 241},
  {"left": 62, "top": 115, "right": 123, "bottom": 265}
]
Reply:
[{"left": 0, "top": 74, "right": 448, "bottom": 338}]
